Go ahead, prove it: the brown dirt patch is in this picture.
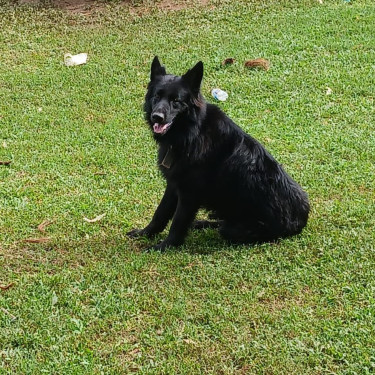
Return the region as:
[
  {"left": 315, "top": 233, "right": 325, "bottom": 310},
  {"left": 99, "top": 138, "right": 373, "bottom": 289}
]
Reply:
[
  {"left": 17, "top": 0, "right": 211, "bottom": 14},
  {"left": 157, "top": 0, "right": 209, "bottom": 11},
  {"left": 52, "top": 0, "right": 101, "bottom": 13}
]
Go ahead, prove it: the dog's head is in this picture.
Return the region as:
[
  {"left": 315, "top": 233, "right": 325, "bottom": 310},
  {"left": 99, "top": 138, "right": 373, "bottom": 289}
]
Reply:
[{"left": 144, "top": 56, "right": 204, "bottom": 137}]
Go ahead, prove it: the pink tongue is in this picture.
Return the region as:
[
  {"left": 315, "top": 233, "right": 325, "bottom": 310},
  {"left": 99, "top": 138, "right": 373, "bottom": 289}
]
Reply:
[
  {"left": 153, "top": 123, "right": 162, "bottom": 133},
  {"left": 153, "top": 123, "right": 170, "bottom": 134}
]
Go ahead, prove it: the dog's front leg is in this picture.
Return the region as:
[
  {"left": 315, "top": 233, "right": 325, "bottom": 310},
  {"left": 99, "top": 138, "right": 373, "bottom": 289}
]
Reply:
[
  {"left": 151, "top": 194, "right": 199, "bottom": 251},
  {"left": 127, "top": 185, "right": 177, "bottom": 239}
]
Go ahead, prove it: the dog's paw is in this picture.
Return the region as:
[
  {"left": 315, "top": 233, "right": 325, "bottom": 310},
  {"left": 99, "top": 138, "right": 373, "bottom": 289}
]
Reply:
[
  {"left": 144, "top": 241, "right": 171, "bottom": 252},
  {"left": 127, "top": 228, "right": 148, "bottom": 238}
]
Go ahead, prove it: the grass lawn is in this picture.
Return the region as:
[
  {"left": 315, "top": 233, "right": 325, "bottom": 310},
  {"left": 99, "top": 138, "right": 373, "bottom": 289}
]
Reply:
[{"left": 1, "top": 0, "right": 375, "bottom": 373}]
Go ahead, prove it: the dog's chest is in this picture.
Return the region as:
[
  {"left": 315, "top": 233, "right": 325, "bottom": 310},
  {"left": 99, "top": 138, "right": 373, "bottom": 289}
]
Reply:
[{"left": 157, "top": 146, "right": 191, "bottom": 180}]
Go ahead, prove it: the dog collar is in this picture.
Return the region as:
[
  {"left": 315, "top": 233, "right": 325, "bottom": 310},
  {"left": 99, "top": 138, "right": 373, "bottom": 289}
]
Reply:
[{"left": 161, "top": 146, "right": 174, "bottom": 169}]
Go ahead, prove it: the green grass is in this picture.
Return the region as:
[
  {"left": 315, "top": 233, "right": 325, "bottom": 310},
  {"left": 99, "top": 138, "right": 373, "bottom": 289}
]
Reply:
[{"left": 1, "top": 0, "right": 375, "bottom": 373}]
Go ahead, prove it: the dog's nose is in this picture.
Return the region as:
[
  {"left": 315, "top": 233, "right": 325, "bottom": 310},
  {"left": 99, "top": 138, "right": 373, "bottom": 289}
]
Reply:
[{"left": 151, "top": 112, "right": 165, "bottom": 123}]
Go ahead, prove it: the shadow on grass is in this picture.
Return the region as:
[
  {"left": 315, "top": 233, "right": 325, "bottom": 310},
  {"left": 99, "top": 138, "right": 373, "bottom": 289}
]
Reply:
[
  {"left": 127, "top": 227, "right": 286, "bottom": 256},
  {"left": 1, "top": 224, "right": 305, "bottom": 282}
]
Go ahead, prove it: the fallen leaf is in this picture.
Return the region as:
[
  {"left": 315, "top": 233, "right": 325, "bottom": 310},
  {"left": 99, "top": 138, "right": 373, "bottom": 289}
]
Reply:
[
  {"left": 222, "top": 57, "right": 235, "bottom": 66},
  {"left": 83, "top": 213, "right": 106, "bottom": 223},
  {"left": 37, "top": 219, "right": 54, "bottom": 233},
  {"left": 144, "top": 269, "right": 160, "bottom": 276},
  {"left": 1, "top": 307, "right": 17, "bottom": 320},
  {"left": 129, "top": 367, "right": 139, "bottom": 373},
  {"left": 257, "top": 289, "right": 266, "bottom": 298},
  {"left": 244, "top": 58, "right": 270, "bottom": 71},
  {"left": 128, "top": 348, "right": 141, "bottom": 356},
  {"left": 238, "top": 364, "right": 252, "bottom": 374},
  {"left": 0, "top": 283, "right": 14, "bottom": 291},
  {"left": 24, "top": 237, "right": 50, "bottom": 243},
  {"left": 183, "top": 339, "right": 198, "bottom": 345},
  {"left": 184, "top": 262, "right": 196, "bottom": 269},
  {"left": 184, "top": 261, "right": 202, "bottom": 269},
  {"left": 0, "top": 160, "right": 12, "bottom": 165}
]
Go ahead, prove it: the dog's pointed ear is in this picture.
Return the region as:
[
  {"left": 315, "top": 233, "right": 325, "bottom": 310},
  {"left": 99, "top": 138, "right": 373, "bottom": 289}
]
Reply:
[
  {"left": 150, "top": 56, "right": 166, "bottom": 81},
  {"left": 182, "top": 61, "right": 203, "bottom": 96}
]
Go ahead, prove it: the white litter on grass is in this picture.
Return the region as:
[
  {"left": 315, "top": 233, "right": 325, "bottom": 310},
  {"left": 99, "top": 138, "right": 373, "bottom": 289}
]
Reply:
[
  {"left": 83, "top": 213, "right": 106, "bottom": 223},
  {"left": 211, "top": 88, "right": 228, "bottom": 101},
  {"left": 64, "top": 53, "right": 88, "bottom": 66},
  {"left": 326, "top": 87, "right": 333, "bottom": 95}
]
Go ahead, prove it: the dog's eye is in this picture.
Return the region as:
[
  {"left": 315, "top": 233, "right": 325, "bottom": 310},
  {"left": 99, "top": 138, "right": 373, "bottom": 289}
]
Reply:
[{"left": 172, "top": 98, "right": 180, "bottom": 105}]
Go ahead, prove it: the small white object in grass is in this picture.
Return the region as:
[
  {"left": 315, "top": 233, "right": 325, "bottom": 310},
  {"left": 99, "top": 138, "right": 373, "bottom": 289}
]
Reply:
[
  {"left": 211, "top": 88, "right": 228, "bottom": 101},
  {"left": 326, "top": 87, "right": 333, "bottom": 95},
  {"left": 83, "top": 213, "right": 106, "bottom": 223},
  {"left": 64, "top": 53, "right": 88, "bottom": 67}
]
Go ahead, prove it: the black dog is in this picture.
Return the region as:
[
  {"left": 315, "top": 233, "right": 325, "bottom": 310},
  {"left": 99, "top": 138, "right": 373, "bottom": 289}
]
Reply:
[{"left": 127, "top": 56, "right": 309, "bottom": 251}]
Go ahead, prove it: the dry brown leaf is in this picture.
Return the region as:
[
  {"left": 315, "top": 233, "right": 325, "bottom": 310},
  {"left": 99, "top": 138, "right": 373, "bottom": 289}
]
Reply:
[
  {"left": 244, "top": 58, "right": 270, "bottom": 71},
  {"left": 0, "top": 283, "right": 14, "bottom": 291},
  {"left": 128, "top": 348, "right": 141, "bottom": 356},
  {"left": 83, "top": 213, "right": 106, "bottom": 223},
  {"left": 144, "top": 270, "right": 160, "bottom": 276},
  {"left": 237, "top": 364, "right": 252, "bottom": 374},
  {"left": 24, "top": 237, "right": 51, "bottom": 243},
  {"left": 183, "top": 338, "right": 198, "bottom": 345},
  {"left": 184, "top": 262, "right": 195, "bottom": 269},
  {"left": 184, "top": 261, "right": 202, "bottom": 269},
  {"left": 0, "top": 160, "right": 12, "bottom": 165},
  {"left": 222, "top": 57, "right": 235, "bottom": 66},
  {"left": 1, "top": 307, "right": 16, "bottom": 320},
  {"left": 37, "top": 219, "right": 54, "bottom": 233},
  {"left": 184, "top": 261, "right": 201, "bottom": 269}
]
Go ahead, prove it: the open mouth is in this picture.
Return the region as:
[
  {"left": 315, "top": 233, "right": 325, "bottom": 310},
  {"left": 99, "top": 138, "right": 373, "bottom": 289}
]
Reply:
[{"left": 153, "top": 122, "right": 172, "bottom": 134}]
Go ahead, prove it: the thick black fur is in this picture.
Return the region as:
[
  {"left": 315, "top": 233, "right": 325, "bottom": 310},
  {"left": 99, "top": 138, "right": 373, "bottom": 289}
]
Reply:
[{"left": 127, "top": 56, "right": 310, "bottom": 251}]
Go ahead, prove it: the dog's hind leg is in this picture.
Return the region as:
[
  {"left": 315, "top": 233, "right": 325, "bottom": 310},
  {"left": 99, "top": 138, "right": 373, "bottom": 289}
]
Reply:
[
  {"left": 219, "top": 221, "right": 278, "bottom": 244},
  {"left": 127, "top": 184, "right": 177, "bottom": 239}
]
